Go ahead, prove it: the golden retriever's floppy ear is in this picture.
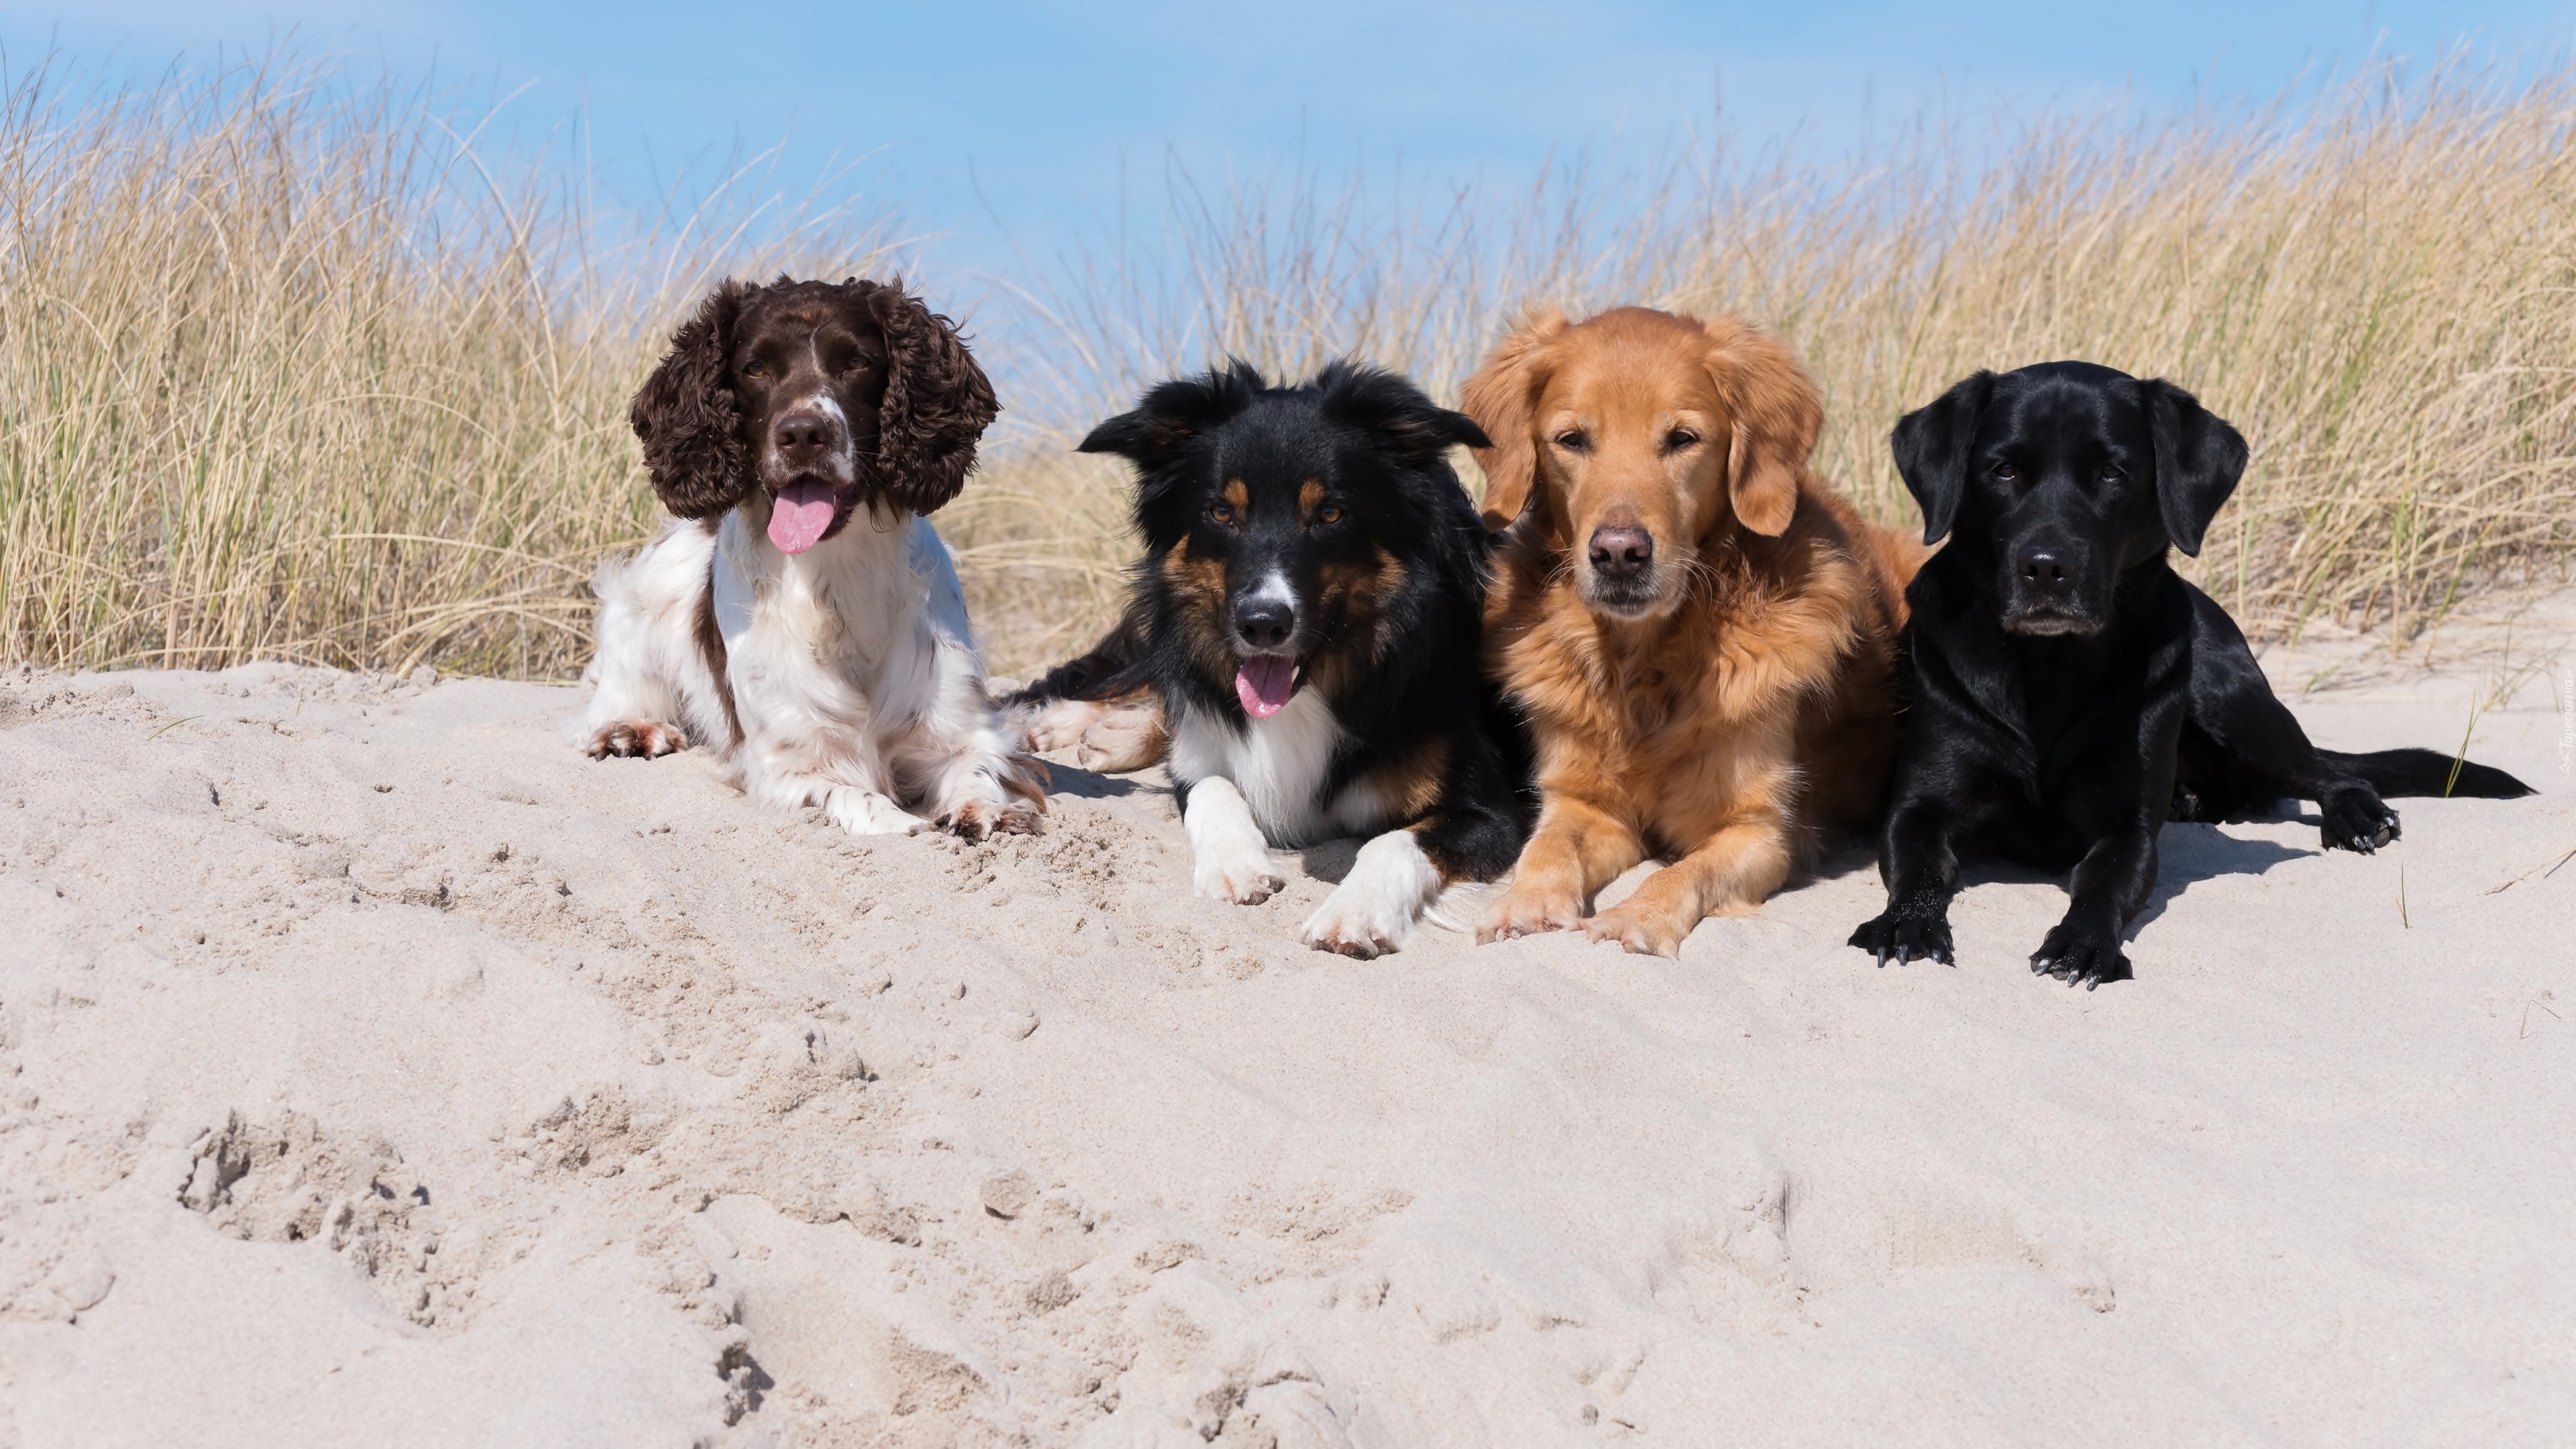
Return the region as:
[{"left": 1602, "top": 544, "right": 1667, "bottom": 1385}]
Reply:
[
  {"left": 1702, "top": 315, "right": 1821, "bottom": 538},
  {"left": 1460, "top": 307, "right": 1568, "bottom": 530}
]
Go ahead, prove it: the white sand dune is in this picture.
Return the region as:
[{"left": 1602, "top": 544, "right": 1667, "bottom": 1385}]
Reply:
[{"left": 1, "top": 607, "right": 2570, "bottom": 1447}]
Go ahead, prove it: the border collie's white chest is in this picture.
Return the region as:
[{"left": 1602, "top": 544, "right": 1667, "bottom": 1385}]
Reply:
[{"left": 1171, "top": 694, "right": 1396, "bottom": 846}]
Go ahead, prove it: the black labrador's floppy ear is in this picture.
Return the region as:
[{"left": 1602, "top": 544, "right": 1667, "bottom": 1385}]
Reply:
[
  {"left": 1313, "top": 360, "right": 1491, "bottom": 466},
  {"left": 2145, "top": 378, "right": 2248, "bottom": 557},
  {"left": 631, "top": 280, "right": 754, "bottom": 519},
  {"left": 859, "top": 280, "right": 1000, "bottom": 516},
  {"left": 1889, "top": 370, "right": 1994, "bottom": 546}
]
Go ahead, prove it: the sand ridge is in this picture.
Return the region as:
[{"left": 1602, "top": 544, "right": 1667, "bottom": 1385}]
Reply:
[{"left": 0, "top": 619, "right": 2570, "bottom": 1445}]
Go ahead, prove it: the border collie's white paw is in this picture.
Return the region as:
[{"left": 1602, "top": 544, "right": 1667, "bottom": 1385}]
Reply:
[
  {"left": 1195, "top": 845, "right": 1285, "bottom": 904},
  {"left": 1301, "top": 830, "right": 1440, "bottom": 959},
  {"left": 1183, "top": 775, "right": 1284, "bottom": 903}
]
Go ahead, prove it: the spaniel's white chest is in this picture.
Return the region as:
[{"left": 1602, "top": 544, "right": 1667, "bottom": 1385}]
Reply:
[{"left": 712, "top": 511, "right": 966, "bottom": 726}]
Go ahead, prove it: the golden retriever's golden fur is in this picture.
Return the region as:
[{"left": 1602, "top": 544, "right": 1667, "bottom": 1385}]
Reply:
[{"left": 1465, "top": 305, "right": 1925, "bottom": 956}]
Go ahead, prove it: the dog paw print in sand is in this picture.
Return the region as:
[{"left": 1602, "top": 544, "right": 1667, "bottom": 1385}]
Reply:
[
  {"left": 178, "top": 1110, "right": 483, "bottom": 1328},
  {"left": 0, "top": 1118, "right": 138, "bottom": 1324}
]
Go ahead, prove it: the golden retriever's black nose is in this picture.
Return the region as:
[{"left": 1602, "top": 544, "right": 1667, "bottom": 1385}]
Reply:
[
  {"left": 1235, "top": 598, "right": 1295, "bottom": 649},
  {"left": 775, "top": 410, "right": 837, "bottom": 464},
  {"left": 2016, "top": 545, "right": 2074, "bottom": 596},
  {"left": 1588, "top": 525, "right": 1654, "bottom": 581}
]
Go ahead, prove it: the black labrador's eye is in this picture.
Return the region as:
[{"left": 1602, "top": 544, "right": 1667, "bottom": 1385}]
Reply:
[
  {"left": 1554, "top": 430, "right": 1589, "bottom": 452},
  {"left": 1316, "top": 502, "right": 1344, "bottom": 526},
  {"left": 1992, "top": 461, "right": 2020, "bottom": 482},
  {"left": 1664, "top": 429, "right": 1700, "bottom": 451},
  {"left": 2099, "top": 465, "right": 2126, "bottom": 484}
]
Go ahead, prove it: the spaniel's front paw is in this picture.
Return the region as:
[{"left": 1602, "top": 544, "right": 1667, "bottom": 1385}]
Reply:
[
  {"left": 586, "top": 720, "right": 688, "bottom": 759},
  {"left": 826, "top": 789, "right": 930, "bottom": 837},
  {"left": 943, "top": 796, "right": 1042, "bottom": 842}
]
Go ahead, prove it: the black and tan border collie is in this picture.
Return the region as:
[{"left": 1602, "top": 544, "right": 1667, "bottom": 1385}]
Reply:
[{"left": 1010, "top": 361, "right": 1535, "bottom": 956}]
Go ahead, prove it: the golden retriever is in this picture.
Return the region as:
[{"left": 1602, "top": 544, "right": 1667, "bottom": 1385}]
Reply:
[{"left": 1464, "top": 305, "right": 1924, "bottom": 956}]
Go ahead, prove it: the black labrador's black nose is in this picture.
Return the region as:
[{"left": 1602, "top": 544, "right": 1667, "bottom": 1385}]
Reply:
[
  {"left": 2016, "top": 545, "right": 2074, "bottom": 596},
  {"left": 1235, "top": 598, "right": 1295, "bottom": 650},
  {"left": 1588, "top": 525, "right": 1654, "bottom": 582},
  {"left": 774, "top": 411, "right": 837, "bottom": 464}
]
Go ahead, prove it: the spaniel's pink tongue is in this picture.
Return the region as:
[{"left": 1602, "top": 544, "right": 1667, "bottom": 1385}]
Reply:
[
  {"left": 767, "top": 482, "right": 839, "bottom": 554},
  {"left": 1234, "top": 657, "right": 1297, "bottom": 718}
]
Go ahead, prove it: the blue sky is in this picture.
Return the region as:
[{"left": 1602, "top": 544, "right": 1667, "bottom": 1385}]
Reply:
[{"left": 8, "top": 1, "right": 2572, "bottom": 290}]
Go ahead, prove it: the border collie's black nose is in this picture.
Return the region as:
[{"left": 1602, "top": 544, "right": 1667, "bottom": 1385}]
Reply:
[
  {"left": 2016, "top": 545, "right": 2074, "bottom": 596},
  {"left": 775, "top": 411, "right": 837, "bottom": 464},
  {"left": 1235, "top": 598, "right": 1295, "bottom": 650},
  {"left": 1589, "top": 525, "right": 1654, "bottom": 582}
]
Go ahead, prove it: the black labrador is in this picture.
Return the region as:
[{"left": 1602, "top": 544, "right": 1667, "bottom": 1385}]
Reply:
[{"left": 1849, "top": 362, "right": 2532, "bottom": 987}]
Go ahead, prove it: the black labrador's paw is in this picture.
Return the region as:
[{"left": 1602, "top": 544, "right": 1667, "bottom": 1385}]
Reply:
[
  {"left": 2167, "top": 780, "right": 2206, "bottom": 823},
  {"left": 2319, "top": 786, "right": 2400, "bottom": 855},
  {"left": 1849, "top": 898, "right": 1955, "bottom": 967},
  {"left": 2029, "top": 918, "right": 2133, "bottom": 990}
]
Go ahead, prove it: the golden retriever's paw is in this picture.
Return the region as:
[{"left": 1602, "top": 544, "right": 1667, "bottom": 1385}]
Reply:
[
  {"left": 1581, "top": 903, "right": 1693, "bottom": 958},
  {"left": 1076, "top": 702, "right": 1167, "bottom": 773},
  {"left": 1478, "top": 885, "right": 1584, "bottom": 944},
  {"left": 942, "top": 796, "right": 1042, "bottom": 842},
  {"left": 586, "top": 719, "right": 687, "bottom": 759}
]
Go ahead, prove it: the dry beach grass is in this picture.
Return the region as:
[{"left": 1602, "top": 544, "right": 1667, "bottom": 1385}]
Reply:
[{"left": 3, "top": 50, "right": 2573, "bottom": 677}]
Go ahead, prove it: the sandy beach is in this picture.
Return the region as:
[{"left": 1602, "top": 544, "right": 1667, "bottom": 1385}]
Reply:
[{"left": 1, "top": 605, "right": 2569, "bottom": 1447}]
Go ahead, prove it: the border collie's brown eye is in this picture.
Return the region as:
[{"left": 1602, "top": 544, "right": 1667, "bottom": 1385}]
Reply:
[
  {"left": 1665, "top": 429, "right": 1699, "bottom": 451},
  {"left": 1555, "top": 430, "right": 1589, "bottom": 451},
  {"left": 1318, "top": 504, "right": 1344, "bottom": 525},
  {"left": 1208, "top": 504, "right": 1236, "bottom": 526}
]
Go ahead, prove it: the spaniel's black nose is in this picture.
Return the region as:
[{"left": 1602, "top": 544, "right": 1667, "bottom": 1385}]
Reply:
[{"left": 774, "top": 411, "right": 838, "bottom": 465}]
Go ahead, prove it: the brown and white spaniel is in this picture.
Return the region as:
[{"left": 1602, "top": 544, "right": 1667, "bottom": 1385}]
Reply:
[{"left": 580, "top": 276, "right": 1042, "bottom": 838}]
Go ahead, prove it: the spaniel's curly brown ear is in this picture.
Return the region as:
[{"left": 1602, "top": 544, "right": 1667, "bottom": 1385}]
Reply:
[
  {"left": 1702, "top": 314, "right": 1821, "bottom": 539},
  {"left": 1460, "top": 307, "right": 1569, "bottom": 531},
  {"left": 631, "top": 280, "right": 753, "bottom": 519},
  {"left": 860, "top": 280, "right": 1000, "bottom": 515}
]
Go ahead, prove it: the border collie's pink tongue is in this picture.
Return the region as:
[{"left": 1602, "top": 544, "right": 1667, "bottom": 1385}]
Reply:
[
  {"left": 1235, "top": 657, "right": 1297, "bottom": 718},
  {"left": 767, "top": 482, "right": 839, "bottom": 554}
]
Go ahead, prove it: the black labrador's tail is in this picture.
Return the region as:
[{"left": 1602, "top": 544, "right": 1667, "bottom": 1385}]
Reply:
[{"left": 2319, "top": 747, "right": 2534, "bottom": 800}]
